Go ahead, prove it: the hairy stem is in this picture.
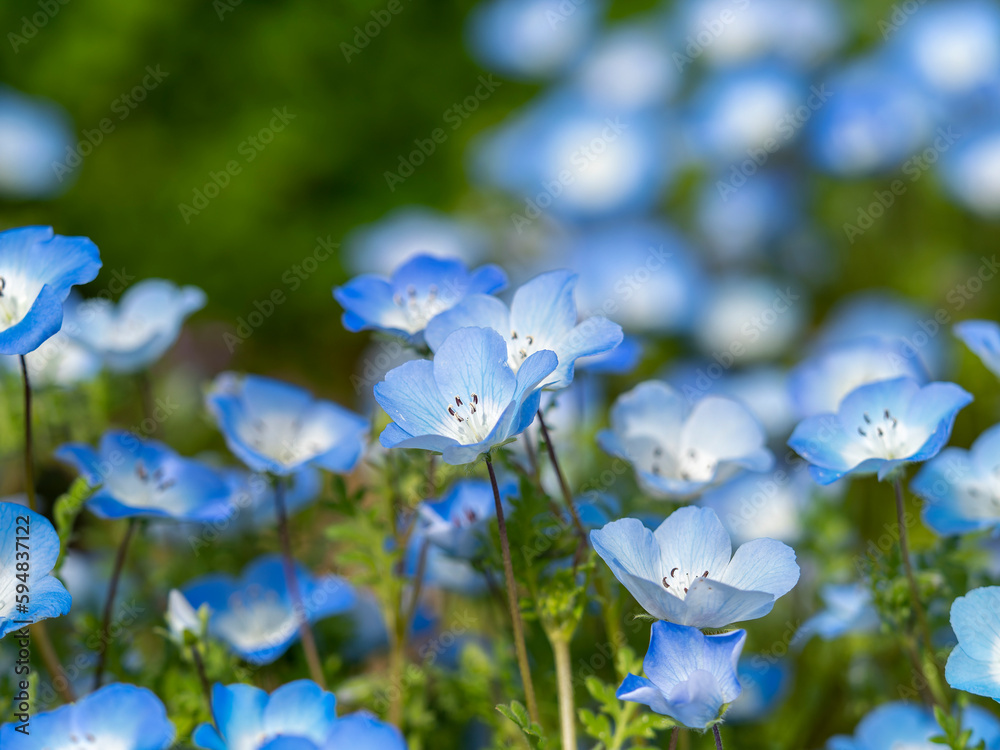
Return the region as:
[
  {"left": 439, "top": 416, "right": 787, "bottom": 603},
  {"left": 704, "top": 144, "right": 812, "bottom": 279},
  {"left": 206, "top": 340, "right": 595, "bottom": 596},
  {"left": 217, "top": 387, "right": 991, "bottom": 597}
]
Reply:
[
  {"left": 486, "top": 454, "right": 539, "bottom": 725},
  {"left": 94, "top": 518, "right": 137, "bottom": 690},
  {"left": 713, "top": 725, "right": 724, "bottom": 750}
]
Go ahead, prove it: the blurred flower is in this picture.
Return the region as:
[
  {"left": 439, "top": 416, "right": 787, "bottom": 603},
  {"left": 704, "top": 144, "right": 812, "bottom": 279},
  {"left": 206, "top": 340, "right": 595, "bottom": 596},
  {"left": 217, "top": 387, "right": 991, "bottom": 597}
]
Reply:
[
  {"left": 599, "top": 381, "right": 773, "bottom": 498},
  {"left": 939, "top": 128, "right": 1000, "bottom": 217},
  {"left": 56, "top": 430, "right": 233, "bottom": 521},
  {"left": 417, "top": 479, "right": 513, "bottom": 558},
  {"left": 222, "top": 466, "right": 322, "bottom": 528},
  {"left": 465, "top": 0, "right": 605, "bottom": 80},
  {"left": 725, "top": 658, "right": 790, "bottom": 724},
  {"left": 955, "top": 319, "right": 1000, "bottom": 377},
  {"left": 827, "top": 700, "right": 1000, "bottom": 750},
  {"left": 913, "top": 423, "right": 1000, "bottom": 535},
  {"left": 425, "top": 270, "right": 622, "bottom": 390},
  {"left": 0, "top": 503, "right": 71, "bottom": 637},
  {"left": 788, "top": 377, "right": 973, "bottom": 484},
  {"left": 206, "top": 373, "right": 369, "bottom": 476},
  {"left": 2, "top": 328, "right": 101, "bottom": 388},
  {"left": 947, "top": 586, "right": 1000, "bottom": 702},
  {"left": 796, "top": 583, "right": 878, "bottom": 643},
  {"left": 616, "top": 620, "right": 745, "bottom": 728},
  {"left": 694, "top": 276, "right": 806, "bottom": 362},
  {"left": 0, "top": 683, "right": 175, "bottom": 748},
  {"left": 65, "top": 279, "right": 205, "bottom": 373},
  {"left": 0, "top": 226, "right": 102, "bottom": 356},
  {"left": 342, "top": 206, "right": 489, "bottom": 274},
  {"left": 193, "top": 681, "right": 405, "bottom": 750},
  {"left": 556, "top": 220, "right": 705, "bottom": 335},
  {"left": 334, "top": 254, "right": 506, "bottom": 343},
  {"left": 591, "top": 507, "right": 799, "bottom": 627},
  {"left": 0, "top": 86, "right": 76, "bottom": 199},
  {"left": 182, "top": 555, "right": 355, "bottom": 665},
  {"left": 165, "top": 588, "right": 203, "bottom": 645},
  {"left": 789, "top": 337, "right": 927, "bottom": 418},
  {"left": 699, "top": 468, "right": 811, "bottom": 546},
  {"left": 807, "top": 55, "right": 932, "bottom": 176},
  {"left": 375, "top": 326, "right": 555, "bottom": 465}
]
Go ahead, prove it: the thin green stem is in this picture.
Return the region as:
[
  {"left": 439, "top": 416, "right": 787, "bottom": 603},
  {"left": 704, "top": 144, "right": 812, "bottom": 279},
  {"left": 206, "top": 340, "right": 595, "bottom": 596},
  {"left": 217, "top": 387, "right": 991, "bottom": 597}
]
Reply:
[
  {"left": 274, "top": 476, "right": 326, "bottom": 688},
  {"left": 94, "top": 518, "right": 137, "bottom": 691},
  {"left": 536, "top": 410, "right": 587, "bottom": 550},
  {"left": 485, "top": 454, "right": 540, "bottom": 725},
  {"left": 190, "top": 642, "right": 213, "bottom": 711},
  {"left": 668, "top": 727, "right": 678, "bottom": 750},
  {"left": 552, "top": 635, "right": 576, "bottom": 750},
  {"left": 20, "top": 356, "right": 36, "bottom": 512},
  {"left": 713, "top": 725, "right": 724, "bottom": 750}
]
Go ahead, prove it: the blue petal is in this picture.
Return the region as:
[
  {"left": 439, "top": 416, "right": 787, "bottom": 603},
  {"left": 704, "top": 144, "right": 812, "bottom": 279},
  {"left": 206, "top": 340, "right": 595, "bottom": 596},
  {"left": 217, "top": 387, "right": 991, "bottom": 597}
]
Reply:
[
  {"left": 73, "top": 683, "right": 176, "bottom": 750},
  {"left": 955, "top": 319, "right": 1000, "bottom": 378},
  {"left": 591, "top": 519, "right": 675, "bottom": 621},
  {"left": 509, "top": 270, "right": 579, "bottom": 342},
  {"left": 261, "top": 679, "right": 337, "bottom": 742},
  {"left": 720, "top": 538, "right": 799, "bottom": 598},
  {"left": 950, "top": 586, "right": 1000, "bottom": 662},
  {"left": 325, "top": 712, "right": 408, "bottom": 750},
  {"left": 653, "top": 507, "right": 732, "bottom": 584},
  {"left": 375, "top": 359, "right": 452, "bottom": 439},
  {"left": 432, "top": 327, "right": 516, "bottom": 413},
  {"left": 424, "top": 294, "right": 510, "bottom": 352},
  {"left": 616, "top": 672, "right": 673, "bottom": 715},
  {"left": 210, "top": 683, "right": 269, "bottom": 746},
  {"left": 946, "top": 645, "right": 1000, "bottom": 701}
]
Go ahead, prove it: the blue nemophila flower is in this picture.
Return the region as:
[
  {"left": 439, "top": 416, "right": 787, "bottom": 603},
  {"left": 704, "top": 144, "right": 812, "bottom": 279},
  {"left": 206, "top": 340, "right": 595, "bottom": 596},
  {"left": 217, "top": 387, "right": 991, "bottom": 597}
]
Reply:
[
  {"left": 182, "top": 554, "right": 355, "bottom": 665},
  {"left": 206, "top": 373, "right": 369, "bottom": 476},
  {"left": 789, "top": 337, "right": 927, "bottom": 418},
  {"left": 699, "top": 468, "right": 810, "bottom": 547},
  {"left": 375, "top": 326, "right": 556, "bottom": 465},
  {"left": 0, "top": 502, "right": 71, "bottom": 637},
  {"left": 617, "top": 620, "right": 746, "bottom": 729},
  {"left": 827, "top": 700, "right": 1000, "bottom": 750},
  {"left": 940, "top": 130, "right": 1000, "bottom": 217},
  {"left": 0, "top": 226, "right": 101, "bottom": 355},
  {"left": 333, "top": 254, "right": 506, "bottom": 342},
  {"left": 912, "top": 423, "right": 1000, "bottom": 535},
  {"left": 425, "top": 270, "right": 622, "bottom": 390},
  {"left": 65, "top": 278, "right": 205, "bottom": 373},
  {"left": 417, "top": 479, "right": 514, "bottom": 558},
  {"left": 0, "top": 86, "right": 76, "bottom": 199},
  {"left": 591, "top": 507, "right": 799, "bottom": 628},
  {"left": 788, "top": 377, "right": 973, "bottom": 484},
  {"left": 725, "top": 658, "right": 789, "bottom": 724},
  {"left": 946, "top": 586, "right": 1000, "bottom": 701},
  {"left": 796, "top": 583, "right": 878, "bottom": 644},
  {"left": 0, "top": 682, "right": 175, "bottom": 749},
  {"left": 599, "top": 381, "right": 773, "bottom": 498},
  {"left": 194, "top": 681, "right": 406, "bottom": 750},
  {"left": 955, "top": 320, "right": 1000, "bottom": 378},
  {"left": 56, "top": 430, "right": 233, "bottom": 521}
]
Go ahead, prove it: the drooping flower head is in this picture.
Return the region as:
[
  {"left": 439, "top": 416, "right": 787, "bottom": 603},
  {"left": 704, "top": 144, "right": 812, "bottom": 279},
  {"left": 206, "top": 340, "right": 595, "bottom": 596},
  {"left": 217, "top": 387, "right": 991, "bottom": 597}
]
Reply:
[
  {"left": 954, "top": 319, "right": 1000, "bottom": 379},
  {"left": 375, "top": 326, "right": 556, "bottom": 465},
  {"left": 599, "top": 381, "right": 773, "bottom": 498},
  {"left": 333, "top": 254, "right": 506, "bottom": 343},
  {"left": 617, "top": 620, "right": 746, "bottom": 729},
  {"left": 591, "top": 507, "right": 799, "bottom": 628},
  {"left": 65, "top": 278, "right": 205, "bottom": 373},
  {"left": 193, "top": 681, "right": 406, "bottom": 750},
  {"left": 912, "top": 422, "right": 1000, "bottom": 535},
  {"left": 0, "top": 683, "right": 175, "bottom": 749},
  {"left": 0, "top": 226, "right": 101, "bottom": 355},
  {"left": 0, "top": 502, "right": 71, "bottom": 637},
  {"left": 182, "top": 554, "right": 355, "bottom": 665},
  {"left": 788, "top": 377, "right": 973, "bottom": 484},
  {"left": 206, "top": 373, "right": 369, "bottom": 476},
  {"left": 946, "top": 586, "right": 1000, "bottom": 702},
  {"left": 56, "top": 430, "right": 234, "bottom": 521},
  {"left": 826, "top": 700, "right": 1000, "bottom": 750},
  {"left": 425, "top": 270, "right": 622, "bottom": 390}
]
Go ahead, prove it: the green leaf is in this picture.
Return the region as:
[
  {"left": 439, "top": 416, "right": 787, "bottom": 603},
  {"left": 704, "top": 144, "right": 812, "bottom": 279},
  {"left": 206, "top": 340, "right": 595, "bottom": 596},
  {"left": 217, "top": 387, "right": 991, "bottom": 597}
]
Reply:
[{"left": 54, "top": 477, "right": 95, "bottom": 567}]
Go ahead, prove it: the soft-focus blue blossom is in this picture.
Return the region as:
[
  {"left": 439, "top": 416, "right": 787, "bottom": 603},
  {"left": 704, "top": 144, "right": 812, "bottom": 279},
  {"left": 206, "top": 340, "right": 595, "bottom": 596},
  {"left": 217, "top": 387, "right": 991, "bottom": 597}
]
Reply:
[
  {"left": 694, "top": 276, "right": 806, "bottom": 362},
  {"left": 2, "top": 328, "right": 102, "bottom": 388},
  {"left": 947, "top": 586, "right": 1000, "bottom": 701},
  {"left": 165, "top": 588, "right": 203, "bottom": 645},
  {"left": 0, "top": 503, "right": 71, "bottom": 637},
  {"left": 0, "top": 86, "right": 76, "bottom": 199},
  {"left": 334, "top": 254, "right": 506, "bottom": 342},
  {"left": 193, "top": 681, "right": 405, "bottom": 750},
  {"left": 57, "top": 430, "right": 234, "bottom": 521},
  {"left": 616, "top": 620, "right": 746, "bottom": 728},
  {"left": 699, "top": 468, "right": 811, "bottom": 547},
  {"left": 725, "top": 659, "right": 789, "bottom": 724},
  {"left": 417, "top": 480, "right": 514, "bottom": 558},
  {"left": 407, "top": 533, "right": 488, "bottom": 596},
  {"left": 807, "top": 55, "right": 933, "bottom": 176},
  {"left": 913, "top": 423, "right": 1000, "bottom": 535},
  {"left": 788, "top": 377, "right": 973, "bottom": 484},
  {"left": 425, "top": 270, "right": 622, "bottom": 390},
  {"left": 471, "top": 91, "right": 676, "bottom": 222},
  {"left": 558, "top": 221, "right": 706, "bottom": 335},
  {"left": 580, "top": 335, "right": 642, "bottom": 374},
  {"left": 685, "top": 63, "right": 806, "bottom": 164},
  {"left": 375, "top": 326, "right": 556, "bottom": 465},
  {"left": 206, "top": 373, "right": 369, "bottom": 476},
  {"left": 591, "top": 507, "right": 799, "bottom": 627},
  {"left": 827, "top": 700, "right": 1000, "bottom": 750},
  {"left": 796, "top": 583, "right": 879, "bottom": 643},
  {"left": 955, "top": 320, "right": 1000, "bottom": 377},
  {"left": 182, "top": 555, "right": 355, "bottom": 665},
  {"left": 939, "top": 129, "right": 1000, "bottom": 217},
  {"left": 789, "top": 337, "right": 927, "bottom": 418},
  {"left": 342, "top": 206, "right": 489, "bottom": 274},
  {"left": 0, "top": 226, "right": 102, "bottom": 356},
  {"left": 65, "top": 279, "right": 205, "bottom": 373},
  {"left": 222, "top": 466, "right": 322, "bottom": 528},
  {"left": 0, "top": 683, "right": 175, "bottom": 749},
  {"left": 601, "top": 381, "right": 772, "bottom": 498},
  {"left": 465, "top": 0, "right": 605, "bottom": 80}
]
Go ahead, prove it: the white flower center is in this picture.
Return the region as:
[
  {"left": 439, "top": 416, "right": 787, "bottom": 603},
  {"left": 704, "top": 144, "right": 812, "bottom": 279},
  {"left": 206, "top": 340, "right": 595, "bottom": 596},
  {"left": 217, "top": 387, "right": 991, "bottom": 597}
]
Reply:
[
  {"left": 855, "top": 407, "right": 909, "bottom": 459},
  {"left": 105, "top": 460, "right": 178, "bottom": 509},
  {"left": 661, "top": 566, "right": 711, "bottom": 600},
  {"left": 648, "top": 445, "right": 718, "bottom": 483},
  {"left": 0, "top": 273, "right": 42, "bottom": 331},
  {"left": 239, "top": 415, "right": 331, "bottom": 467},
  {"left": 214, "top": 588, "right": 297, "bottom": 654},
  {"left": 444, "top": 392, "right": 494, "bottom": 443},
  {"left": 394, "top": 285, "right": 450, "bottom": 333}
]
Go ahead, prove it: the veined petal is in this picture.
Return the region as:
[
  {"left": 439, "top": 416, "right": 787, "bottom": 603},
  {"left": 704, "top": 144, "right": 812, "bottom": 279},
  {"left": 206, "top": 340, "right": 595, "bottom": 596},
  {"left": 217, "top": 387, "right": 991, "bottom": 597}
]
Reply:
[
  {"left": 424, "top": 294, "right": 510, "bottom": 352},
  {"left": 719, "top": 538, "right": 799, "bottom": 598}
]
